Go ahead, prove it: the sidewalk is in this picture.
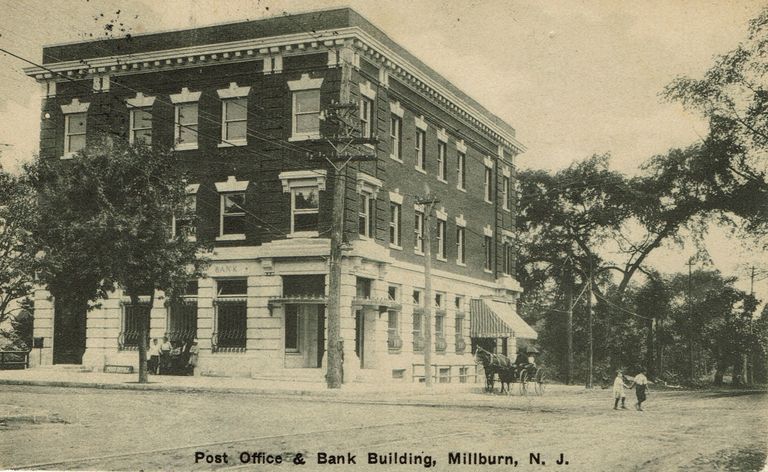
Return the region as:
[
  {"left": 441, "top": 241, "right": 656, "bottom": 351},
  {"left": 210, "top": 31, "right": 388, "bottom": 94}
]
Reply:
[{"left": 0, "top": 367, "right": 587, "bottom": 410}]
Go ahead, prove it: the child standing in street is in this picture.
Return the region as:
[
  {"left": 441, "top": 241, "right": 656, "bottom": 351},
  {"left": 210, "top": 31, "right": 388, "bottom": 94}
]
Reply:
[
  {"left": 630, "top": 367, "right": 649, "bottom": 411},
  {"left": 613, "top": 369, "right": 629, "bottom": 410}
]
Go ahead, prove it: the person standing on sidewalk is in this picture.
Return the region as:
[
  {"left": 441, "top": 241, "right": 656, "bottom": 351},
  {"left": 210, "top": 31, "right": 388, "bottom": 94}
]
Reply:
[
  {"left": 148, "top": 338, "right": 160, "bottom": 374},
  {"left": 629, "top": 367, "right": 649, "bottom": 411},
  {"left": 159, "top": 336, "right": 172, "bottom": 375},
  {"left": 612, "top": 369, "right": 629, "bottom": 409},
  {"left": 186, "top": 339, "right": 200, "bottom": 376}
]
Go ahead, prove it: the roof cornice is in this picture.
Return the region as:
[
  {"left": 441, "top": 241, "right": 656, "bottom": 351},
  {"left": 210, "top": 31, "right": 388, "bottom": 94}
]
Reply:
[{"left": 24, "top": 26, "right": 525, "bottom": 153}]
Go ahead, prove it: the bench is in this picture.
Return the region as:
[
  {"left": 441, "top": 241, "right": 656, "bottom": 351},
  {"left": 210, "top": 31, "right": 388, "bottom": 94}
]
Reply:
[{"left": 0, "top": 351, "right": 30, "bottom": 370}]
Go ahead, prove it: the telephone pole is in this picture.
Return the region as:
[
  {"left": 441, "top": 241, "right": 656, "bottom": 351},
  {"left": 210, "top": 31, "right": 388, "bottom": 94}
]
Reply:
[
  {"left": 317, "top": 53, "right": 378, "bottom": 389},
  {"left": 416, "top": 195, "right": 439, "bottom": 387},
  {"left": 686, "top": 258, "right": 695, "bottom": 382}
]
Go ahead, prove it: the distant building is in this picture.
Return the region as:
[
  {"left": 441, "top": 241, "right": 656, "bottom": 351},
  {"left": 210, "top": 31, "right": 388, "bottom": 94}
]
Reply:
[{"left": 24, "top": 8, "right": 536, "bottom": 382}]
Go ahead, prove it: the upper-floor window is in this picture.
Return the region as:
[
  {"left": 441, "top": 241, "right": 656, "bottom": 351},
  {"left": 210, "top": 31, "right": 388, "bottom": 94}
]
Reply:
[
  {"left": 436, "top": 218, "right": 446, "bottom": 261},
  {"left": 222, "top": 99, "right": 248, "bottom": 143},
  {"left": 484, "top": 235, "right": 493, "bottom": 271},
  {"left": 292, "top": 187, "right": 320, "bottom": 235},
  {"left": 172, "top": 191, "right": 197, "bottom": 240},
  {"left": 503, "top": 241, "right": 512, "bottom": 275},
  {"left": 360, "top": 97, "right": 373, "bottom": 138},
  {"left": 457, "top": 152, "right": 466, "bottom": 190},
  {"left": 390, "top": 115, "right": 402, "bottom": 161},
  {"left": 64, "top": 113, "right": 87, "bottom": 155},
  {"left": 484, "top": 166, "right": 493, "bottom": 203},
  {"left": 293, "top": 90, "right": 321, "bottom": 139},
  {"left": 358, "top": 192, "right": 374, "bottom": 238},
  {"left": 130, "top": 108, "right": 152, "bottom": 145},
  {"left": 414, "top": 209, "right": 425, "bottom": 254},
  {"left": 221, "top": 193, "right": 246, "bottom": 237},
  {"left": 175, "top": 103, "right": 199, "bottom": 149},
  {"left": 415, "top": 129, "right": 426, "bottom": 172},
  {"left": 215, "top": 176, "right": 249, "bottom": 241},
  {"left": 503, "top": 176, "right": 510, "bottom": 211},
  {"left": 456, "top": 226, "right": 466, "bottom": 265},
  {"left": 170, "top": 88, "right": 201, "bottom": 150},
  {"left": 437, "top": 141, "right": 447, "bottom": 182},
  {"left": 389, "top": 201, "right": 401, "bottom": 247}
]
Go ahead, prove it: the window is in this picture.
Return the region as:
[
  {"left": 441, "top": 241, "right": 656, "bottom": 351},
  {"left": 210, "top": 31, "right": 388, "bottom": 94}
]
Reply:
[
  {"left": 220, "top": 193, "right": 246, "bottom": 237},
  {"left": 390, "top": 115, "right": 402, "bottom": 160},
  {"left": 356, "top": 277, "right": 372, "bottom": 299},
  {"left": 435, "top": 313, "right": 445, "bottom": 336},
  {"left": 292, "top": 187, "right": 320, "bottom": 235},
  {"left": 484, "top": 166, "right": 493, "bottom": 203},
  {"left": 167, "top": 281, "right": 197, "bottom": 343},
  {"left": 414, "top": 209, "right": 425, "bottom": 254},
  {"left": 214, "top": 279, "right": 247, "bottom": 352},
  {"left": 437, "top": 141, "right": 447, "bottom": 181},
  {"left": 415, "top": 129, "right": 426, "bottom": 171},
  {"left": 284, "top": 305, "right": 300, "bottom": 352},
  {"left": 437, "top": 219, "right": 446, "bottom": 260},
  {"left": 503, "top": 240, "right": 514, "bottom": 275},
  {"left": 130, "top": 108, "right": 152, "bottom": 145},
  {"left": 503, "top": 176, "right": 510, "bottom": 211},
  {"left": 412, "top": 289, "right": 422, "bottom": 307},
  {"left": 360, "top": 97, "right": 373, "bottom": 139},
  {"left": 172, "top": 194, "right": 197, "bottom": 240},
  {"left": 457, "top": 152, "right": 466, "bottom": 190},
  {"left": 389, "top": 202, "right": 401, "bottom": 247},
  {"left": 455, "top": 295, "right": 464, "bottom": 311},
  {"left": 64, "top": 113, "right": 87, "bottom": 155},
  {"left": 221, "top": 98, "right": 248, "bottom": 143},
  {"left": 412, "top": 310, "right": 424, "bottom": 352},
  {"left": 435, "top": 292, "right": 444, "bottom": 309},
  {"left": 175, "top": 103, "right": 198, "bottom": 149},
  {"left": 456, "top": 227, "right": 466, "bottom": 265},
  {"left": 119, "top": 301, "right": 150, "bottom": 350},
  {"left": 387, "top": 285, "right": 401, "bottom": 351},
  {"left": 485, "top": 235, "right": 493, "bottom": 271},
  {"left": 292, "top": 89, "right": 321, "bottom": 138},
  {"left": 358, "top": 192, "right": 374, "bottom": 238}
]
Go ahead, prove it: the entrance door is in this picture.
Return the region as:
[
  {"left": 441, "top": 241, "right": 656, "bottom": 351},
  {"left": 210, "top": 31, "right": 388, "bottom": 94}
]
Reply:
[
  {"left": 355, "top": 310, "right": 364, "bottom": 368},
  {"left": 53, "top": 298, "right": 87, "bottom": 364}
]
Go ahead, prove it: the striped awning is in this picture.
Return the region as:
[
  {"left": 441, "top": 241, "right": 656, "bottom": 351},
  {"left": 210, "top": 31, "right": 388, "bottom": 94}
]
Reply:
[{"left": 470, "top": 299, "right": 538, "bottom": 339}]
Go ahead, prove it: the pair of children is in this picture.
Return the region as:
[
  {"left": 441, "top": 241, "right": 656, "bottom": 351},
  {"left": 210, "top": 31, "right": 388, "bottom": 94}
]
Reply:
[{"left": 613, "top": 369, "right": 648, "bottom": 411}]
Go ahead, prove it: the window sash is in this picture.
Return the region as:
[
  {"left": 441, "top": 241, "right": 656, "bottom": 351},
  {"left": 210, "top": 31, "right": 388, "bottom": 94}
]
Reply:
[
  {"left": 291, "top": 187, "right": 319, "bottom": 234},
  {"left": 130, "top": 108, "right": 152, "bottom": 145},
  {"left": 437, "top": 142, "right": 447, "bottom": 180},
  {"left": 293, "top": 90, "right": 320, "bottom": 137},
  {"left": 457, "top": 152, "right": 466, "bottom": 189},
  {"left": 503, "top": 176, "right": 510, "bottom": 210},
  {"left": 437, "top": 220, "right": 446, "bottom": 259},
  {"left": 389, "top": 202, "right": 401, "bottom": 246},
  {"left": 360, "top": 98, "right": 373, "bottom": 138},
  {"left": 484, "top": 167, "right": 493, "bottom": 202},
  {"left": 457, "top": 227, "right": 465, "bottom": 264},
  {"left": 435, "top": 314, "right": 445, "bottom": 336},
  {"left": 220, "top": 193, "right": 246, "bottom": 236},
  {"left": 414, "top": 211, "right": 424, "bottom": 252},
  {"left": 485, "top": 236, "right": 493, "bottom": 270},
  {"left": 64, "top": 113, "right": 87, "bottom": 154},
  {"left": 358, "top": 193, "right": 374, "bottom": 237},
  {"left": 222, "top": 99, "right": 248, "bottom": 142},
  {"left": 390, "top": 116, "right": 402, "bottom": 159},
  {"left": 175, "top": 103, "right": 199, "bottom": 146},
  {"left": 415, "top": 130, "right": 425, "bottom": 170}
]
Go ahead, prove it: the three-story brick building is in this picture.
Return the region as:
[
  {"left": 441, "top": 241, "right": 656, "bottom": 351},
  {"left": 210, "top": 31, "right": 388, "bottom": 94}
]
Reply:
[{"left": 25, "top": 8, "right": 536, "bottom": 382}]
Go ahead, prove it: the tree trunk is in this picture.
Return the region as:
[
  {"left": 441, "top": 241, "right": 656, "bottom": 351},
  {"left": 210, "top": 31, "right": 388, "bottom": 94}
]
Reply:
[
  {"left": 645, "top": 318, "right": 655, "bottom": 378},
  {"left": 565, "top": 270, "right": 573, "bottom": 385},
  {"left": 132, "top": 293, "right": 149, "bottom": 384}
]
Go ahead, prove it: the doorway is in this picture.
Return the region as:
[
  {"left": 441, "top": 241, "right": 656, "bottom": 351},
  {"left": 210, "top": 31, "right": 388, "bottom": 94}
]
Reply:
[
  {"left": 284, "top": 304, "right": 325, "bottom": 368},
  {"left": 53, "top": 298, "right": 87, "bottom": 364},
  {"left": 355, "top": 310, "right": 364, "bottom": 368}
]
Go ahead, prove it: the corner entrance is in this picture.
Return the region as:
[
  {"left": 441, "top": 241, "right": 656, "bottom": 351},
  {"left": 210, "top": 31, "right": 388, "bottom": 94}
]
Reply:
[
  {"left": 284, "top": 304, "right": 325, "bottom": 368},
  {"left": 53, "top": 298, "right": 87, "bottom": 364}
]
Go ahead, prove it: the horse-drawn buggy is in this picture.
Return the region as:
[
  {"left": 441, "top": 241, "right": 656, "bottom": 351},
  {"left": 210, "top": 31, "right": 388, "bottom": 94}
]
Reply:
[{"left": 474, "top": 346, "right": 546, "bottom": 395}]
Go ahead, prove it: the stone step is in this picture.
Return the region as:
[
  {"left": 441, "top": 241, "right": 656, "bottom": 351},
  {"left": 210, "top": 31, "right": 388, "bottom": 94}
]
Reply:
[{"left": 250, "top": 369, "right": 325, "bottom": 383}]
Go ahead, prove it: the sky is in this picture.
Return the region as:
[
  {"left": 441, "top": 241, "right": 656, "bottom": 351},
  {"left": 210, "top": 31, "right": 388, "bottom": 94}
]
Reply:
[{"left": 0, "top": 0, "right": 765, "bottom": 301}]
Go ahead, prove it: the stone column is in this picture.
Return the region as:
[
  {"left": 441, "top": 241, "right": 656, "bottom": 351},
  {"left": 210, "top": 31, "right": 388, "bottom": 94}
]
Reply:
[
  {"left": 249, "top": 275, "right": 282, "bottom": 373},
  {"left": 31, "top": 287, "right": 54, "bottom": 367}
]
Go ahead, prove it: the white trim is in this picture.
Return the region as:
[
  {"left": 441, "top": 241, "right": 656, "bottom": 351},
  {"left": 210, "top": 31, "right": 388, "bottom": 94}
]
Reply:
[
  {"left": 483, "top": 225, "right": 493, "bottom": 237},
  {"left": 359, "top": 80, "right": 376, "bottom": 99},
  {"left": 215, "top": 176, "right": 249, "bottom": 193},
  {"left": 215, "top": 234, "right": 246, "bottom": 241},
  {"left": 217, "top": 82, "right": 251, "bottom": 99},
  {"left": 498, "top": 145, "right": 505, "bottom": 159},
  {"left": 414, "top": 203, "right": 425, "bottom": 213},
  {"left": 186, "top": 184, "right": 200, "bottom": 194},
  {"left": 437, "top": 128, "right": 448, "bottom": 143},
  {"left": 455, "top": 214, "right": 466, "bottom": 227},
  {"left": 456, "top": 139, "right": 467, "bottom": 154},
  {"left": 388, "top": 189, "right": 403, "bottom": 205},
  {"left": 263, "top": 54, "right": 283, "bottom": 74},
  {"left": 435, "top": 207, "right": 447, "bottom": 221},
  {"left": 125, "top": 92, "right": 156, "bottom": 108},
  {"left": 170, "top": 87, "right": 202, "bottom": 104},
  {"left": 484, "top": 156, "right": 494, "bottom": 168},
  {"left": 92, "top": 74, "right": 110, "bottom": 93},
  {"left": 174, "top": 101, "right": 199, "bottom": 150},
  {"left": 389, "top": 100, "right": 404, "bottom": 118},
  {"left": 414, "top": 115, "right": 427, "bottom": 131},
  {"left": 379, "top": 68, "right": 389, "bottom": 87},
  {"left": 356, "top": 172, "right": 382, "bottom": 198},
  {"left": 502, "top": 229, "right": 515, "bottom": 240},
  {"left": 60, "top": 98, "right": 90, "bottom": 114},
  {"left": 287, "top": 73, "right": 324, "bottom": 91},
  {"left": 279, "top": 170, "right": 327, "bottom": 192},
  {"left": 502, "top": 165, "right": 511, "bottom": 178},
  {"left": 43, "top": 80, "right": 56, "bottom": 98}
]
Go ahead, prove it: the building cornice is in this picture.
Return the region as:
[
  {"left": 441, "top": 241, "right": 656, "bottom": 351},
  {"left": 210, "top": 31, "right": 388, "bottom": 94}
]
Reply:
[{"left": 24, "top": 26, "right": 525, "bottom": 153}]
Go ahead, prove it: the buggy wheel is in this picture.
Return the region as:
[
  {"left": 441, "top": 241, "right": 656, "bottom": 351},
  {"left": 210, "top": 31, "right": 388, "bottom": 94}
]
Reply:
[
  {"left": 518, "top": 369, "right": 529, "bottom": 396},
  {"left": 535, "top": 368, "right": 546, "bottom": 396}
]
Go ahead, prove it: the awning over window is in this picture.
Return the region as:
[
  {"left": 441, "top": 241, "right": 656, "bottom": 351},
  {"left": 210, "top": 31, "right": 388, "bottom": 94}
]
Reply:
[{"left": 470, "top": 299, "right": 537, "bottom": 339}]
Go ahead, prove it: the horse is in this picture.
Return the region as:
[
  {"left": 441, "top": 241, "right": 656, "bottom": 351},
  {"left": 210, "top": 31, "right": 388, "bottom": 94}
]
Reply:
[{"left": 474, "top": 347, "right": 515, "bottom": 393}]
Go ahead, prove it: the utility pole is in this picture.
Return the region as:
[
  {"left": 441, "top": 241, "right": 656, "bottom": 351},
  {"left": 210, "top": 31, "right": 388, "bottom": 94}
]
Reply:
[
  {"left": 416, "top": 195, "right": 439, "bottom": 388},
  {"left": 686, "top": 258, "right": 695, "bottom": 382},
  {"left": 317, "top": 52, "right": 378, "bottom": 389},
  {"left": 586, "top": 277, "right": 593, "bottom": 389},
  {"left": 565, "top": 263, "right": 573, "bottom": 385}
]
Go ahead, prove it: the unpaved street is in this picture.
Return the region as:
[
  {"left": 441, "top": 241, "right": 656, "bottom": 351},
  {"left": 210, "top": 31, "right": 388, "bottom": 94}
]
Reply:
[{"left": 0, "top": 385, "right": 765, "bottom": 471}]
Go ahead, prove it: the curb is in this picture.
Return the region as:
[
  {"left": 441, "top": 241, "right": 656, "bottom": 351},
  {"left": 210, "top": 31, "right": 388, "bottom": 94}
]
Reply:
[{"left": 0, "top": 378, "right": 557, "bottom": 412}]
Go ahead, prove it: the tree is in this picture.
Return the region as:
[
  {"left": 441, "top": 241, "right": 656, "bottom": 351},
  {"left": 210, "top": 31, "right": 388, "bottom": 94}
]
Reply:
[
  {"left": 27, "top": 136, "right": 209, "bottom": 382},
  {"left": 664, "top": 7, "right": 768, "bottom": 240},
  {"left": 0, "top": 170, "right": 37, "bottom": 348}
]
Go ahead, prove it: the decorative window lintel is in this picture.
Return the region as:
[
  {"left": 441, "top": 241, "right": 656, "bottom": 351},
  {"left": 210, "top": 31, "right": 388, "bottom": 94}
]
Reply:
[
  {"left": 215, "top": 176, "right": 249, "bottom": 193},
  {"left": 356, "top": 172, "right": 383, "bottom": 199},
  {"left": 288, "top": 73, "right": 324, "bottom": 91},
  {"left": 390, "top": 100, "right": 404, "bottom": 118},
  {"left": 279, "top": 170, "right": 327, "bottom": 192},
  {"left": 388, "top": 189, "right": 404, "bottom": 205},
  {"left": 502, "top": 165, "right": 511, "bottom": 178},
  {"left": 125, "top": 92, "right": 156, "bottom": 108},
  {"left": 186, "top": 183, "right": 200, "bottom": 195},
  {"left": 484, "top": 156, "right": 494, "bottom": 169},
  {"left": 359, "top": 80, "right": 376, "bottom": 100},
  {"left": 435, "top": 207, "right": 447, "bottom": 221},
  {"left": 217, "top": 82, "right": 250, "bottom": 99},
  {"left": 414, "top": 115, "right": 428, "bottom": 131},
  {"left": 60, "top": 98, "right": 90, "bottom": 115},
  {"left": 483, "top": 225, "right": 494, "bottom": 237},
  {"left": 455, "top": 214, "right": 467, "bottom": 227},
  {"left": 437, "top": 128, "right": 448, "bottom": 143},
  {"left": 456, "top": 139, "right": 467, "bottom": 153},
  {"left": 170, "top": 87, "right": 202, "bottom": 104}
]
